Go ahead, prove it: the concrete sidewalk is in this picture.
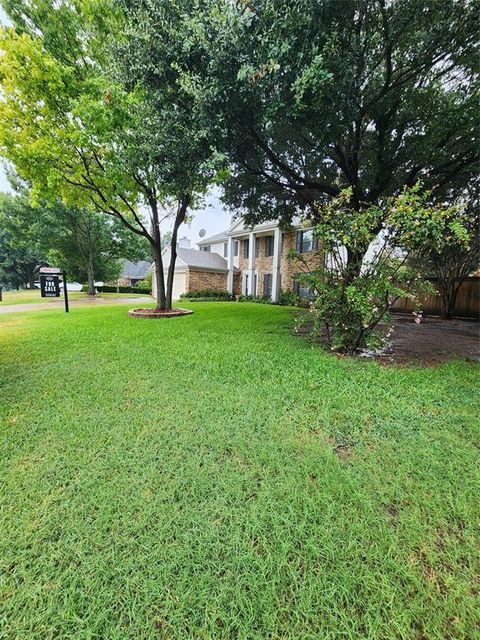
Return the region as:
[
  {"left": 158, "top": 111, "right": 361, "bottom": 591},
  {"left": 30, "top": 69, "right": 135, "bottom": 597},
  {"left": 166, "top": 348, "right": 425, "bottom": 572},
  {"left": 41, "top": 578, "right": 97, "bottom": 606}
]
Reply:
[{"left": 0, "top": 295, "right": 152, "bottom": 314}]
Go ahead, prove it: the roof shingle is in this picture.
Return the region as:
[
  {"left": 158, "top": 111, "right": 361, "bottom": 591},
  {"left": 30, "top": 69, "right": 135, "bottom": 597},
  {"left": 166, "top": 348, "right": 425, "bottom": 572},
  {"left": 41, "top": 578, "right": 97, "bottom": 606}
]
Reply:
[
  {"left": 175, "top": 248, "right": 229, "bottom": 271},
  {"left": 121, "top": 260, "right": 152, "bottom": 279}
]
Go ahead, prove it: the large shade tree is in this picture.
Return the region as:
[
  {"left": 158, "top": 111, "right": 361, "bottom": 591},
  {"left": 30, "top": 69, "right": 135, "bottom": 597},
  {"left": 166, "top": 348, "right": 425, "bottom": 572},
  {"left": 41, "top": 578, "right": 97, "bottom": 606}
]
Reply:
[
  {"left": 129, "top": 0, "right": 478, "bottom": 266},
  {"left": 217, "top": 0, "right": 477, "bottom": 228},
  {"left": 123, "top": 0, "right": 478, "bottom": 349},
  {"left": 0, "top": 0, "right": 220, "bottom": 309}
]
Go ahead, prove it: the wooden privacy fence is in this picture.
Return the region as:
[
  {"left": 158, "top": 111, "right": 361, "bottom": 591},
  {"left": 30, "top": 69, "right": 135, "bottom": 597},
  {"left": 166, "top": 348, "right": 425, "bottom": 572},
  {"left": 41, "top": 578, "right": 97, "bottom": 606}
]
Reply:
[{"left": 391, "top": 277, "right": 479, "bottom": 318}]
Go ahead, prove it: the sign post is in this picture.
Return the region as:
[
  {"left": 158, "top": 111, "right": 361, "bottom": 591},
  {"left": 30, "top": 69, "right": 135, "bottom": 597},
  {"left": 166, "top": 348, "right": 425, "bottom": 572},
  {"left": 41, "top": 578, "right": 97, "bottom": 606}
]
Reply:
[
  {"left": 63, "top": 271, "right": 69, "bottom": 313},
  {"left": 39, "top": 267, "right": 69, "bottom": 313}
]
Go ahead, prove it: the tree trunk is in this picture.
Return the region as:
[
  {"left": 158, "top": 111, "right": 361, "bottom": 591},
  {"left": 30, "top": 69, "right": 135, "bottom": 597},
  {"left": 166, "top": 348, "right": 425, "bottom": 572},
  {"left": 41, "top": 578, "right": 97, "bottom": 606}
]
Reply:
[
  {"left": 87, "top": 269, "right": 96, "bottom": 295},
  {"left": 28, "top": 270, "right": 35, "bottom": 289},
  {"left": 165, "top": 195, "right": 190, "bottom": 310},
  {"left": 150, "top": 199, "right": 167, "bottom": 309},
  {"left": 87, "top": 246, "right": 96, "bottom": 295},
  {"left": 152, "top": 245, "right": 166, "bottom": 309},
  {"left": 345, "top": 246, "right": 365, "bottom": 284},
  {"left": 440, "top": 280, "right": 459, "bottom": 319}
]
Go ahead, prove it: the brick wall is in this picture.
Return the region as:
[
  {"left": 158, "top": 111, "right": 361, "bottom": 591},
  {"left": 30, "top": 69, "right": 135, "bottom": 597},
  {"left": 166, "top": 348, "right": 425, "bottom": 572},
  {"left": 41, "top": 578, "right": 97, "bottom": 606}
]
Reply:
[
  {"left": 187, "top": 270, "right": 228, "bottom": 292},
  {"left": 237, "top": 231, "right": 324, "bottom": 294},
  {"left": 280, "top": 231, "right": 324, "bottom": 291},
  {"left": 256, "top": 237, "right": 274, "bottom": 296},
  {"left": 233, "top": 272, "right": 241, "bottom": 296}
]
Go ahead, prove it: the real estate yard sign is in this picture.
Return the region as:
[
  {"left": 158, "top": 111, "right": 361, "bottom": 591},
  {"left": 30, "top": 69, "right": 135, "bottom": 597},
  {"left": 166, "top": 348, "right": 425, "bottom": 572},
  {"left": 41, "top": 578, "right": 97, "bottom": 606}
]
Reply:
[
  {"left": 39, "top": 268, "right": 69, "bottom": 312},
  {"left": 40, "top": 274, "right": 60, "bottom": 298}
]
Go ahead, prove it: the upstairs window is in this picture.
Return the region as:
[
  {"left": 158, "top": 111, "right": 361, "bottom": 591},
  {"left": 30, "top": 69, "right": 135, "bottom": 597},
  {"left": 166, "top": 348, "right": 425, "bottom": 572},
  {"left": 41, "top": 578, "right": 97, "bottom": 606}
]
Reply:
[
  {"left": 265, "top": 235, "right": 274, "bottom": 257},
  {"left": 255, "top": 237, "right": 260, "bottom": 258},
  {"left": 296, "top": 229, "right": 318, "bottom": 253},
  {"left": 223, "top": 242, "right": 228, "bottom": 257},
  {"left": 233, "top": 240, "right": 239, "bottom": 257},
  {"left": 243, "top": 238, "right": 249, "bottom": 259},
  {"left": 200, "top": 245, "right": 211, "bottom": 252}
]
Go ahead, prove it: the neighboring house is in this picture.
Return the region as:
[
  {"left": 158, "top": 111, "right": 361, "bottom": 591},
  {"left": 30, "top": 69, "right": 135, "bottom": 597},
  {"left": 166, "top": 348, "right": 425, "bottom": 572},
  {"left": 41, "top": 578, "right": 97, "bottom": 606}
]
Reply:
[
  {"left": 153, "top": 221, "right": 323, "bottom": 301},
  {"left": 117, "top": 260, "right": 153, "bottom": 287}
]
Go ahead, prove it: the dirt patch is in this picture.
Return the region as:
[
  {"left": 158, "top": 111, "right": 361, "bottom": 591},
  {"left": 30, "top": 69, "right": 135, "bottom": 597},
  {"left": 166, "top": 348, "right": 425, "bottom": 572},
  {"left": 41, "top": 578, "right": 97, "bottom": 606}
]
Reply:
[
  {"left": 333, "top": 443, "right": 353, "bottom": 460},
  {"left": 294, "top": 313, "right": 479, "bottom": 366},
  {"left": 376, "top": 314, "right": 479, "bottom": 366}
]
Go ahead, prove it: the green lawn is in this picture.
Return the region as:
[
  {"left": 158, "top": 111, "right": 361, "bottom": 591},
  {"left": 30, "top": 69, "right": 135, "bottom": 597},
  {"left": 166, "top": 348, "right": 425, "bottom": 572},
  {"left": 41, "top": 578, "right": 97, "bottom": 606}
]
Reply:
[
  {"left": 0, "top": 289, "right": 150, "bottom": 305},
  {"left": 0, "top": 303, "right": 478, "bottom": 640}
]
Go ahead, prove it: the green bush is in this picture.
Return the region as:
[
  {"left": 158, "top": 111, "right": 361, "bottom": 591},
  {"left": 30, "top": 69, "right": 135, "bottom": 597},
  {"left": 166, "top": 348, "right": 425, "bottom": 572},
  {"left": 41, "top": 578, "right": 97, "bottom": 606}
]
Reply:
[
  {"left": 277, "top": 289, "right": 300, "bottom": 306},
  {"left": 181, "top": 296, "right": 233, "bottom": 302},
  {"left": 180, "top": 289, "right": 233, "bottom": 300},
  {"left": 136, "top": 271, "right": 152, "bottom": 293},
  {"left": 236, "top": 291, "right": 299, "bottom": 306},
  {"left": 96, "top": 285, "right": 139, "bottom": 294},
  {"left": 237, "top": 294, "right": 270, "bottom": 304}
]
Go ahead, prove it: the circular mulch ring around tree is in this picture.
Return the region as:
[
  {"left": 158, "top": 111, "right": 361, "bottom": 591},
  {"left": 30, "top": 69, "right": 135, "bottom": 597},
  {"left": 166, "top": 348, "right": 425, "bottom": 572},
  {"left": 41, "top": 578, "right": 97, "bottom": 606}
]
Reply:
[{"left": 128, "top": 307, "right": 193, "bottom": 319}]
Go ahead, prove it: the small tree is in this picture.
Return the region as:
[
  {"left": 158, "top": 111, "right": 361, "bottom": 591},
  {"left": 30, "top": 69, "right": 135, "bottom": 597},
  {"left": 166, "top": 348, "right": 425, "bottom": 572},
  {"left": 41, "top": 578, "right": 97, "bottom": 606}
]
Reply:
[
  {"left": 41, "top": 204, "right": 150, "bottom": 295},
  {"left": 417, "top": 197, "right": 479, "bottom": 319},
  {"left": 293, "top": 186, "right": 470, "bottom": 353}
]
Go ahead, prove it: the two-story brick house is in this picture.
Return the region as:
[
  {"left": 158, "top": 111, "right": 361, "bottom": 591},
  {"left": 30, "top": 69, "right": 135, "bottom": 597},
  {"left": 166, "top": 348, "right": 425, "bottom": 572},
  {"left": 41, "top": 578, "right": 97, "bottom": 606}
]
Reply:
[
  {"left": 152, "top": 219, "right": 323, "bottom": 301},
  {"left": 198, "top": 219, "right": 323, "bottom": 301}
]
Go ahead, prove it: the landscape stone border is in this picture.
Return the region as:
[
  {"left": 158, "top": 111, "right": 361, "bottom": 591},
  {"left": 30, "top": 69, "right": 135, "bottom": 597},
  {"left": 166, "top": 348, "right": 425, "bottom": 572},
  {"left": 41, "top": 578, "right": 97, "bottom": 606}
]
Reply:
[{"left": 128, "top": 307, "right": 193, "bottom": 319}]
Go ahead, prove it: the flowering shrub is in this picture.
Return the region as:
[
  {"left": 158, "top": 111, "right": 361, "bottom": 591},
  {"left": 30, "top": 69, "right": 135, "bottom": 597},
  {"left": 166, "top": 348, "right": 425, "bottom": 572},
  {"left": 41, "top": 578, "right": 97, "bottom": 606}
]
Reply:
[{"left": 292, "top": 185, "right": 469, "bottom": 354}]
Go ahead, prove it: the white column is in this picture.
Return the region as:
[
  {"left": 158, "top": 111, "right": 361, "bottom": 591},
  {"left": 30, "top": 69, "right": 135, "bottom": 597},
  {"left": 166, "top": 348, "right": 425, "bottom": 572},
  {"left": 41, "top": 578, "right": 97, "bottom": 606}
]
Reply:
[
  {"left": 248, "top": 232, "right": 256, "bottom": 295},
  {"left": 227, "top": 236, "right": 234, "bottom": 293},
  {"left": 271, "top": 227, "right": 282, "bottom": 302}
]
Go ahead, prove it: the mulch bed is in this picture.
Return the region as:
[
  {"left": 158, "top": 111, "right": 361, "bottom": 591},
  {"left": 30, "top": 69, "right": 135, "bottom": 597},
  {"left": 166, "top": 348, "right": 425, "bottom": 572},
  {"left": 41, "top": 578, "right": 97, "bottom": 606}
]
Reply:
[
  {"left": 294, "top": 313, "right": 480, "bottom": 366},
  {"left": 128, "top": 308, "right": 193, "bottom": 319},
  {"left": 376, "top": 314, "right": 479, "bottom": 366}
]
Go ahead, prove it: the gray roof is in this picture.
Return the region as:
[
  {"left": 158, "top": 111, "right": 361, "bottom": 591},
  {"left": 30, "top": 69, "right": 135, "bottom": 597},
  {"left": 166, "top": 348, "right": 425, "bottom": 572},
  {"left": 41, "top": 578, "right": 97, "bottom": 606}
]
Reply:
[
  {"left": 121, "top": 260, "right": 152, "bottom": 279},
  {"left": 176, "top": 247, "right": 229, "bottom": 271},
  {"left": 197, "top": 230, "right": 229, "bottom": 246}
]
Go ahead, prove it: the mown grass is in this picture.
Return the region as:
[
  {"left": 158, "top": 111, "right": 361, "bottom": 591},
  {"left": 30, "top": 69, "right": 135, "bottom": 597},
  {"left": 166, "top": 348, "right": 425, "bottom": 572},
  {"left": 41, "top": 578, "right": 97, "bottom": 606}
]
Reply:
[
  {"left": 0, "top": 290, "right": 149, "bottom": 305},
  {"left": 0, "top": 302, "right": 478, "bottom": 639}
]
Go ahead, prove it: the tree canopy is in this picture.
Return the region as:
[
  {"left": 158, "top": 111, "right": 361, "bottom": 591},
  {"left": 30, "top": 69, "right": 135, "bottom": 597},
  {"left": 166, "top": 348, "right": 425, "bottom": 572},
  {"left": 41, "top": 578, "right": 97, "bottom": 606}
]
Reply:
[
  {"left": 0, "top": 190, "right": 45, "bottom": 288},
  {"left": 197, "top": 0, "right": 478, "bottom": 225},
  {"left": 40, "top": 203, "right": 150, "bottom": 294}
]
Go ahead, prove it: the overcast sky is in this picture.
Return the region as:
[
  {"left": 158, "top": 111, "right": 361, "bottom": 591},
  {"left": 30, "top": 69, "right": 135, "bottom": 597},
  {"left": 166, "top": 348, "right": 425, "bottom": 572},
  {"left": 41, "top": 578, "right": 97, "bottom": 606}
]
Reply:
[{"left": 177, "top": 188, "right": 233, "bottom": 246}]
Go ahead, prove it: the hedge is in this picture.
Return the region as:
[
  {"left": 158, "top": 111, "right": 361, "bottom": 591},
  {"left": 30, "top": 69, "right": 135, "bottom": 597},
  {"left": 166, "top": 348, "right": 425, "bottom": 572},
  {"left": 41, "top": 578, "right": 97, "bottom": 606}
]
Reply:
[
  {"left": 94, "top": 285, "right": 140, "bottom": 294},
  {"left": 180, "top": 289, "right": 234, "bottom": 300}
]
